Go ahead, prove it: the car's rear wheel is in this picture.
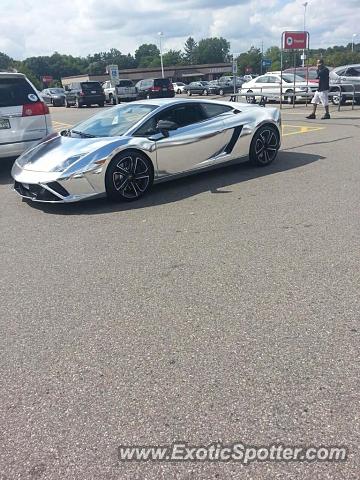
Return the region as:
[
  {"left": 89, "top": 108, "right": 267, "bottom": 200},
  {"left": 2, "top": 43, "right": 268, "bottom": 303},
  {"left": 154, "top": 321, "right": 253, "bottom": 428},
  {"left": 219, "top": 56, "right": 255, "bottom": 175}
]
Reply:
[
  {"left": 75, "top": 98, "right": 82, "bottom": 108},
  {"left": 105, "top": 151, "right": 154, "bottom": 202},
  {"left": 246, "top": 90, "right": 255, "bottom": 103},
  {"left": 249, "top": 125, "right": 280, "bottom": 167},
  {"left": 187, "top": 90, "right": 192, "bottom": 96},
  {"left": 98, "top": 101, "right": 104, "bottom": 107},
  {"left": 177, "top": 89, "right": 181, "bottom": 94},
  {"left": 285, "top": 90, "right": 295, "bottom": 104},
  {"left": 331, "top": 94, "right": 346, "bottom": 105},
  {"left": 219, "top": 88, "right": 224, "bottom": 96},
  {"left": 203, "top": 89, "right": 208, "bottom": 96},
  {"left": 65, "top": 99, "right": 70, "bottom": 108}
]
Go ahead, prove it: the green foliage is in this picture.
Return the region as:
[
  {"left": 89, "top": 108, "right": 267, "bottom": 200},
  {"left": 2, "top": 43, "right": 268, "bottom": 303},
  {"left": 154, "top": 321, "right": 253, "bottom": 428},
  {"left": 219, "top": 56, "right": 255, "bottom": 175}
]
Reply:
[
  {"left": 195, "top": 37, "right": 230, "bottom": 64},
  {"left": 162, "top": 50, "right": 184, "bottom": 67},
  {"left": 237, "top": 46, "right": 262, "bottom": 75},
  {"left": 0, "top": 52, "right": 13, "bottom": 71},
  {"left": 184, "top": 37, "right": 197, "bottom": 64},
  {"left": 135, "top": 44, "right": 160, "bottom": 67}
]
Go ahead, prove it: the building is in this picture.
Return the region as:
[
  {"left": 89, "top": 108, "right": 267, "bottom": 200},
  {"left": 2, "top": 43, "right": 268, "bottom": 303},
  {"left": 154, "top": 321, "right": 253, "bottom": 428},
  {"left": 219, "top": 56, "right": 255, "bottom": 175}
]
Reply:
[{"left": 61, "top": 62, "right": 233, "bottom": 86}]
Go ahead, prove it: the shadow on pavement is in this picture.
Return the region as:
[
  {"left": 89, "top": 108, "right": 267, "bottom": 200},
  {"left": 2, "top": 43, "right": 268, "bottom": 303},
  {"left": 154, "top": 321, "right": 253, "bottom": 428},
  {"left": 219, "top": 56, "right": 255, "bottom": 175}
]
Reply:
[
  {"left": 25, "top": 151, "right": 325, "bottom": 216},
  {"left": 0, "top": 158, "right": 16, "bottom": 186}
]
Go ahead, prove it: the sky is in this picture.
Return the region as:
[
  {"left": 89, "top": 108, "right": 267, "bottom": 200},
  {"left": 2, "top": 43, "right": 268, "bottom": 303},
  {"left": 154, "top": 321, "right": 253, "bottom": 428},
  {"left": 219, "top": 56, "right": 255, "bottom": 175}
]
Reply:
[{"left": 1, "top": 0, "right": 359, "bottom": 59}]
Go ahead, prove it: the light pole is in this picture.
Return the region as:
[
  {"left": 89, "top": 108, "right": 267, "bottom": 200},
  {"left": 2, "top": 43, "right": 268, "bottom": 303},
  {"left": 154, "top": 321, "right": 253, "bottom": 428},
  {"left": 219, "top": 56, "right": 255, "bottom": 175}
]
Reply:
[
  {"left": 302, "top": 2, "right": 308, "bottom": 67},
  {"left": 158, "top": 32, "right": 164, "bottom": 78},
  {"left": 352, "top": 33, "right": 357, "bottom": 53}
]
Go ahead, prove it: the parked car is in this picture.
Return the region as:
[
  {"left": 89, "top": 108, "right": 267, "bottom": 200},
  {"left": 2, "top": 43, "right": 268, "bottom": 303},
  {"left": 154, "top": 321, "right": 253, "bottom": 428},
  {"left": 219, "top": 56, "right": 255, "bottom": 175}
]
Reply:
[
  {"left": 0, "top": 72, "right": 52, "bottom": 159},
  {"left": 240, "top": 73, "right": 316, "bottom": 104},
  {"left": 184, "top": 81, "right": 211, "bottom": 96},
  {"left": 283, "top": 67, "right": 319, "bottom": 84},
  {"left": 12, "top": 98, "right": 281, "bottom": 203},
  {"left": 135, "top": 78, "right": 175, "bottom": 99},
  {"left": 65, "top": 81, "right": 105, "bottom": 108},
  {"left": 210, "top": 77, "right": 244, "bottom": 96},
  {"left": 103, "top": 79, "right": 137, "bottom": 104},
  {"left": 329, "top": 64, "right": 360, "bottom": 105},
  {"left": 41, "top": 87, "right": 66, "bottom": 106},
  {"left": 172, "top": 82, "right": 187, "bottom": 94}
]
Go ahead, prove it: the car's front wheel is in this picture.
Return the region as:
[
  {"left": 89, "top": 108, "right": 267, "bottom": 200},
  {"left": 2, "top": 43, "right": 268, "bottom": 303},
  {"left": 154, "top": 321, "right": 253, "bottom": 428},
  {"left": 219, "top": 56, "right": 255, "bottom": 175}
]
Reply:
[
  {"left": 249, "top": 125, "right": 280, "bottom": 167},
  {"left": 246, "top": 90, "right": 255, "bottom": 103},
  {"left": 219, "top": 88, "right": 224, "bottom": 96},
  {"left": 105, "top": 151, "right": 154, "bottom": 202},
  {"left": 187, "top": 90, "right": 192, "bottom": 96},
  {"left": 75, "top": 98, "right": 82, "bottom": 108}
]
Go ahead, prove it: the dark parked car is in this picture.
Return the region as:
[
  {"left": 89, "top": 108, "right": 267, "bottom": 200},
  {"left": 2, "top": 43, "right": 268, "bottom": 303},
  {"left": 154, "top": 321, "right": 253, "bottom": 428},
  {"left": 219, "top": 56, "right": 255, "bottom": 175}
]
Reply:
[
  {"left": 184, "top": 81, "right": 211, "bottom": 96},
  {"left": 65, "top": 81, "right": 105, "bottom": 108},
  {"left": 209, "top": 80, "right": 243, "bottom": 96},
  {"left": 135, "top": 78, "right": 175, "bottom": 99},
  {"left": 41, "top": 88, "right": 66, "bottom": 106},
  {"left": 329, "top": 64, "right": 360, "bottom": 105}
]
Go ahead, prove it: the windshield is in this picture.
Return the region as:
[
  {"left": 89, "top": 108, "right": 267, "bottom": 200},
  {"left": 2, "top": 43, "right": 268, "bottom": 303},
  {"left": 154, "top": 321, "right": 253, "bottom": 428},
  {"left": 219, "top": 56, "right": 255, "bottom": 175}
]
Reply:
[
  {"left": 282, "top": 74, "right": 306, "bottom": 83},
  {"left": 71, "top": 103, "right": 158, "bottom": 137}
]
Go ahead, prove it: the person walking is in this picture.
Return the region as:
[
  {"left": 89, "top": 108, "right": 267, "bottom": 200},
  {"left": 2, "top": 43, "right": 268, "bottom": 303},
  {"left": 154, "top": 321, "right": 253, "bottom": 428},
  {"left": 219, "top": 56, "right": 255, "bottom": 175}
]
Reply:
[{"left": 306, "top": 59, "right": 330, "bottom": 119}]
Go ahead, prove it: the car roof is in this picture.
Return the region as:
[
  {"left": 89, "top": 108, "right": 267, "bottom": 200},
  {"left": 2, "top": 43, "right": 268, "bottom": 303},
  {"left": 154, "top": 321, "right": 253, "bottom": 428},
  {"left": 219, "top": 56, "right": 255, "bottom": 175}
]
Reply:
[{"left": 0, "top": 72, "right": 26, "bottom": 78}]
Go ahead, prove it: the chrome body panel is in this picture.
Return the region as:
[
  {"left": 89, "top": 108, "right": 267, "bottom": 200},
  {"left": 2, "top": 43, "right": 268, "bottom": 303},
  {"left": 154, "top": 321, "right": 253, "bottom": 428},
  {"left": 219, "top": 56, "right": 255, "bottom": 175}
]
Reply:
[{"left": 12, "top": 98, "right": 281, "bottom": 203}]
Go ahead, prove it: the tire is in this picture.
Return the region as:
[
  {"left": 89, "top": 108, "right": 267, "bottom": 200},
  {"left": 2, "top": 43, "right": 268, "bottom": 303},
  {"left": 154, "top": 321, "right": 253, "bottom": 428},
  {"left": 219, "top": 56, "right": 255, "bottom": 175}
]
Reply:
[
  {"left": 354, "top": 97, "right": 360, "bottom": 105},
  {"left": 246, "top": 90, "right": 256, "bottom": 104},
  {"left": 285, "top": 90, "right": 295, "bottom": 104},
  {"left": 331, "top": 94, "right": 346, "bottom": 106},
  {"left": 75, "top": 98, "right": 82, "bottom": 108},
  {"left": 177, "top": 89, "right": 181, "bottom": 94},
  {"left": 98, "top": 102, "right": 104, "bottom": 107},
  {"left": 219, "top": 89, "right": 224, "bottom": 96},
  {"left": 146, "top": 94, "right": 151, "bottom": 100},
  {"left": 65, "top": 100, "right": 70, "bottom": 108},
  {"left": 249, "top": 125, "right": 280, "bottom": 167},
  {"left": 105, "top": 151, "right": 154, "bottom": 202},
  {"left": 187, "top": 90, "right": 192, "bottom": 96},
  {"left": 203, "top": 89, "right": 208, "bottom": 96},
  {"left": 108, "top": 94, "right": 113, "bottom": 104}
]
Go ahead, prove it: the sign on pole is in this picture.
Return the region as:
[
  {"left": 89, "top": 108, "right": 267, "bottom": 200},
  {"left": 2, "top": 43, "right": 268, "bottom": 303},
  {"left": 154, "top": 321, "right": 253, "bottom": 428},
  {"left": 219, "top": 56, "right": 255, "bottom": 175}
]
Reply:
[
  {"left": 42, "top": 75, "right": 53, "bottom": 84},
  {"left": 107, "top": 64, "right": 119, "bottom": 104},
  {"left": 283, "top": 31, "right": 308, "bottom": 50}
]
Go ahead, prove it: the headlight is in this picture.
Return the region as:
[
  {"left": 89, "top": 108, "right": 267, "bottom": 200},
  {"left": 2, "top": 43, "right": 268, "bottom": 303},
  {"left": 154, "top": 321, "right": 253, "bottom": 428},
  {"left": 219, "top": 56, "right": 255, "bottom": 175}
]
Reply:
[{"left": 51, "top": 153, "right": 89, "bottom": 172}]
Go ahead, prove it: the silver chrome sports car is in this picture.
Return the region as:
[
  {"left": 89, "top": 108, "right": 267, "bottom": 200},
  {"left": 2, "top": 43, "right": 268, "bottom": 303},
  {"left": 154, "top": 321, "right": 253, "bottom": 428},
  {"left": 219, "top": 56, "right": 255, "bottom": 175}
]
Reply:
[{"left": 12, "top": 98, "right": 281, "bottom": 203}]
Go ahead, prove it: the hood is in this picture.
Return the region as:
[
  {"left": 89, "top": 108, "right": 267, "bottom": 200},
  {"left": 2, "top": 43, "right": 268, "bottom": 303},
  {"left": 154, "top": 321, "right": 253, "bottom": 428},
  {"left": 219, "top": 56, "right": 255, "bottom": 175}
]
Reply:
[{"left": 16, "top": 133, "right": 132, "bottom": 172}]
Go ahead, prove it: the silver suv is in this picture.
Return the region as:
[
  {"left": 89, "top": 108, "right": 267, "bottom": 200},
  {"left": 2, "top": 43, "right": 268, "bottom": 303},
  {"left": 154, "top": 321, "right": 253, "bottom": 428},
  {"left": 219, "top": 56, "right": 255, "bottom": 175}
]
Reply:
[{"left": 329, "top": 64, "right": 360, "bottom": 105}]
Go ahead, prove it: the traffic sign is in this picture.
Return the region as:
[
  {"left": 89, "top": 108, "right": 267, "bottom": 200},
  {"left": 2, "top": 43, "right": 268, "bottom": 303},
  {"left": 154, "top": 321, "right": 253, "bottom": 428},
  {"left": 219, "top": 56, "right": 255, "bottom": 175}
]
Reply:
[{"left": 261, "top": 59, "right": 272, "bottom": 67}]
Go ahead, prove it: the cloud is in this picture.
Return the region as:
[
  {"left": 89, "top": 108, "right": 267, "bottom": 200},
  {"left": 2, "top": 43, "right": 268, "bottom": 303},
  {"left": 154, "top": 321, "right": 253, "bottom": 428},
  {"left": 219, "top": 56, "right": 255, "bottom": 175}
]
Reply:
[{"left": 1, "top": 0, "right": 359, "bottom": 59}]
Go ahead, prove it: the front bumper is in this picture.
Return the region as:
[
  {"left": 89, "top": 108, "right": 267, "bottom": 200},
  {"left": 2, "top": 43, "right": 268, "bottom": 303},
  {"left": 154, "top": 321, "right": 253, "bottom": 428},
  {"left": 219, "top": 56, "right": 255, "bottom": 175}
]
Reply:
[{"left": 11, "top": 162, "right": 104, "bottom": 203}]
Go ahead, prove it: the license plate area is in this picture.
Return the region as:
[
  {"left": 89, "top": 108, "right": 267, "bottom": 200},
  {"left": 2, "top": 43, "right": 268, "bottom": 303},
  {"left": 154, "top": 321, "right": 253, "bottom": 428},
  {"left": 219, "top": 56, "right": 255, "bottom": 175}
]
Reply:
[{"left": 0, "top": 118, "right": 11, "bottom": 129}]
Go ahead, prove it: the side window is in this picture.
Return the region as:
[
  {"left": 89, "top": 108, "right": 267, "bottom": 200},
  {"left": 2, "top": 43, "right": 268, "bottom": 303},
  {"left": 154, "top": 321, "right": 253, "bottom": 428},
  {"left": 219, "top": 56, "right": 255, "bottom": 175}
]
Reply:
[
  {"left": 201, "top": 103, "right": 233, "bottom": 119},
  {"left": 134, "top": 104, "right": 206, "bottom": 137},
  {"left": 255, "top": 76, "right": 266, "bottom": 83},
  {"left": 336, "top": 69, "right": 346, "bottom": 76},
  {"left": 346, "top": 67, "right": 360, "bottom": 77}
]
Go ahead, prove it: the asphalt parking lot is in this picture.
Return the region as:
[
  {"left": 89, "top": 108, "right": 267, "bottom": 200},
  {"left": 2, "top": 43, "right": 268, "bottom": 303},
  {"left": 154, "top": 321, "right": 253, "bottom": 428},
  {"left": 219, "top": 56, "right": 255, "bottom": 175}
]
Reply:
[{"left": 0, "top": 99, "right": 359, "bottom": 479}]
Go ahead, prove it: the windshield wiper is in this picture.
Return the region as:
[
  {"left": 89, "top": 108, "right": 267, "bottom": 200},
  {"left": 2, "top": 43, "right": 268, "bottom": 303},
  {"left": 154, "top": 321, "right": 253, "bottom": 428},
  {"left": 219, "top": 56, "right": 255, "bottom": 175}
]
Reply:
[{"left": 71, "top": 130, "right": 97, "bottom": 138}]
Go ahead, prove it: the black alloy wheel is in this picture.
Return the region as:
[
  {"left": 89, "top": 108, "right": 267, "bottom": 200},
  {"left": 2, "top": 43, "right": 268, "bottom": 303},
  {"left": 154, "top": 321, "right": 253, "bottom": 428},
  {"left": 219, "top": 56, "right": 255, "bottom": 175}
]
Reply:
[
  {"left": 249, "top": 125, "right": 280, "bottom": 166},
  {"left": 105, "top": 151, "right": 153, "bottom": 202}
]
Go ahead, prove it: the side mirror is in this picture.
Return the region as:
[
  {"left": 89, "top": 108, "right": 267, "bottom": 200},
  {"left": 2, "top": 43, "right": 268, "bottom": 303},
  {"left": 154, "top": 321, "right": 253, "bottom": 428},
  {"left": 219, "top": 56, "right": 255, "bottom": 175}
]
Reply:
[{"left": 156, "top": 120, "right": 178, "bottom": 137}]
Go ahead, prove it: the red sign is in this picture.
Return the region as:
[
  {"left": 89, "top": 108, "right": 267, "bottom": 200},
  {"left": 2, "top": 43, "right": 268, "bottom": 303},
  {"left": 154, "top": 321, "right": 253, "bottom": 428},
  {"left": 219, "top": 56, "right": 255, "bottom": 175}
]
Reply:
[
  {"left": 283, "top": 31, "right": 307, "bottom": 50},
  {"left": 245, "top": 66, "right": 253, "bottom": 73},
  {"left": 42, "top": 75, "right": 53, "bottom": 83}
]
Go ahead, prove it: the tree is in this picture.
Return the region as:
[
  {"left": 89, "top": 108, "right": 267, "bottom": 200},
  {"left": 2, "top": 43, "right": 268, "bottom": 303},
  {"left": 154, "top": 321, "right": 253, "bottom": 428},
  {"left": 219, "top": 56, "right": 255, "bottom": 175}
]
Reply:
[
  {"left": 0, "top": 52, "right": 13, "bottom": 71},
  {"left": 237, "top": 46, "right": 262, "bottom": 75},
  {"left": 195, "top": 37, "right": 230, "bottom": 64},
  {"left": 264, "top": 46, "right": 281, "bottom": 71},
  {"left": 162, "top": 50, "right": 184, "bottom": 67},
  {"left": 184, "top": 37, "right": 197, "bottom": 64},
  {"left": 135, "top": 44, "right": 160, "bottom": 67}
]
